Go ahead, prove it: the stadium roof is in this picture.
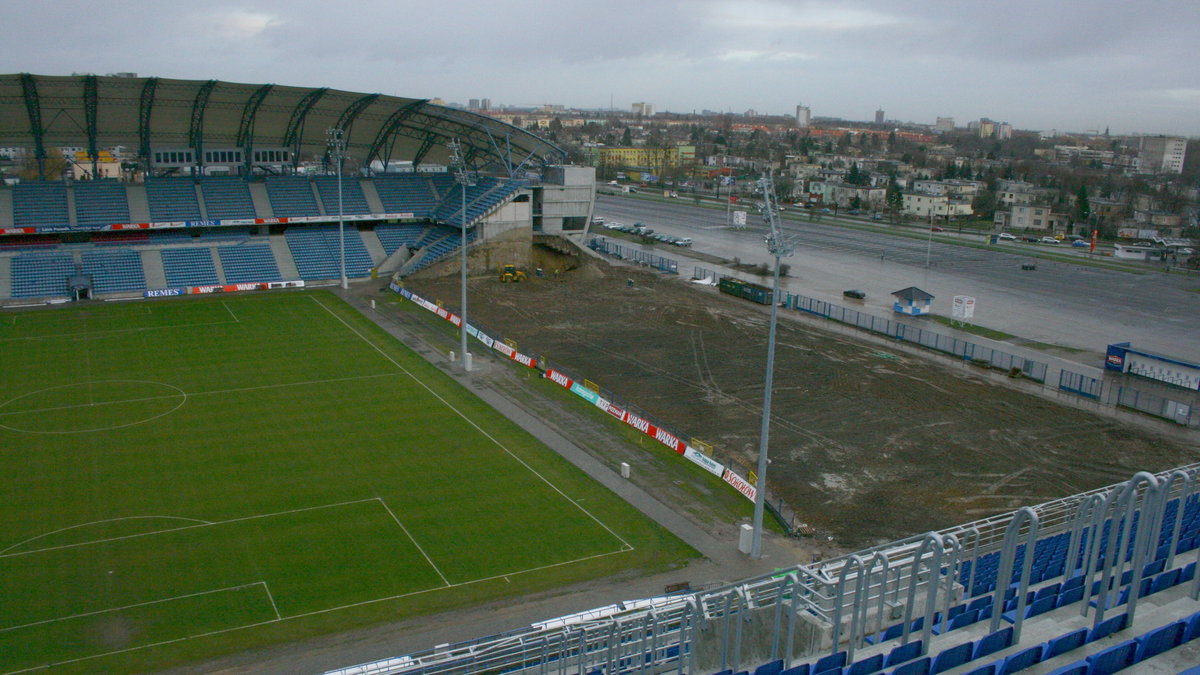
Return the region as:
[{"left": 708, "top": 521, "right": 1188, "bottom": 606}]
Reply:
[{"left": 0, "top": 73, "right": 565, "bottom": 175}]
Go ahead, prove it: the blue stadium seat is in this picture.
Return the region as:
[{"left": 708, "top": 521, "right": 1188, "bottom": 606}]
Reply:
[
  {"left": 1087, "top": 613, "right": 1128, "bottom": 643},
  {"left": 812, "top": 651, "right": 846, "bottom": 674},
  {"left": 960, "top": 665, "right": 994, "bottom": 675},
  {"left": 973, "top": 628, "right": 1013, "bottom": 661},
  {"left": 1043, "top": 627, "right": 1087, "bottom": 660},
  {"left": 1083, "top": 639, "right": 1135, "bottom": 675},
  {"left": 845, "top": 653, "right": 883, "bottom": 675},
  {"left": 885, "top": 641, "right": 922, "bottom": 668},
  {"left": 998, "top": 645, "right": 1041, "bottom": 675},
  {"left": 929, "top": 642, "right": 971, "bottom": 674},
  {"left": 1134, "top": 619, "right": 1185, "bottom": 662},
  {"left": 754, "top": 659, "right": 784, "bottom": 675},
  {"left": 1055, "top": 585, "right": 1085, "bottom": 609},
  {"left": 779, "top": 665, "right": 808, "bottom": 675},
  {"left": 890, "top": 656, "right": 929, "bottom": 675}
]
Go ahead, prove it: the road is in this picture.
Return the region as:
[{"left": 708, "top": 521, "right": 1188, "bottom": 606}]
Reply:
[{"left": 593, "top": 194, "right": 1200, "bottom": 364}]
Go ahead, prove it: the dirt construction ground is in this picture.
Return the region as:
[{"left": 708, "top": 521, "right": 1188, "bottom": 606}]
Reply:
[{"left": 400, "top": 249, "right": 1199, "bottom": 553}]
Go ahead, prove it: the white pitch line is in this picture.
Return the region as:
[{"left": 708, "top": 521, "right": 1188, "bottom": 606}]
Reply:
[
  {"left": 260, "top": 580, "right": 282, "bottom": 621},
  {"left": 0, "top": 372, "right": 401, "bottom": 419},
  {"left": 0, "top": 318, "right": 241, "bottom": 343},
  {"left": 310, "top": 296, "right": 635, "bottom": 552},
  {"left": 0, "top": 515, "right": 214, "bottom": 555},
  {"left": 222, "top": 301, "right": 240, "bottom": 323},
  {"left": 375, "top": 497, "right": 450, "bottom": 586},
  {"left": 0, "top": 582, "right": 267, "bottom": 634},
  {"left": 0, "top": 498, "right": 382, "bottom": 559}
]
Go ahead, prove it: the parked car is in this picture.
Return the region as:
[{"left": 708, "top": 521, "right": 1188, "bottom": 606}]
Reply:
[
  {"left": 931, "top": 226, "right": 944, "bottom": 233},
  {"left": 1071, "top": 240, "right": 1089, "bottom": 248},
  {"left": 1041, "top": 236, "right": 1061, "bottom": 244},
  {"left": 998, "top": 232, "right": 1016, "bottom": 240},
  {"left": 843, "top": 289, "right": 866, "bottom": 300},
  {"left": 673, "top": 237, "right": 693, "bottom": 247}
]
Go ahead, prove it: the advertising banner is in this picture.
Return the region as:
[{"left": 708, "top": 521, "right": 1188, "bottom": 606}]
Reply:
[
  {"left": 722, "top": 468, "right": 758, "bottom": 502},
  {"left": 684, "top": 447, "right": 725, "bottom": 476},
  {"left": 395, "top": 288, "right": 537, "bottom": 368},
  {"left": 144, "top": 288, "right": 184, "bottom": 297}
]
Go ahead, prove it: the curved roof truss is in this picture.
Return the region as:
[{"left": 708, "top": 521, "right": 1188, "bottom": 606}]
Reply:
[{"left": 0, "top": 74, "right": 564, "bottom": 176}]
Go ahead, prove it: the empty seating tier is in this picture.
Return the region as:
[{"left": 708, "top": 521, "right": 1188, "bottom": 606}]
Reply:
[
  {"left": 284, "top": 225, "right": 373, "bottom": 280},
  {"left": 315, "top": 176, "right": 371, "bottom": 215},
  {"left": 12, "top": 182, "right": 70, "bottom": 228},
  {"left": 374, "top": 224, "right": 432, "bottom": 255},
  {"left": 10, "top": 253, "right": 75, "bottom": 298},
  {"left": 199, "top": 178, "right": 256, "bottom": 219},
  {"left": 218, "top": 243, "right": 282, "bottom": 283},
  {"left": 146, "top": 178, "right": 202, "bottom": 221},
  {"left": 372, "top": 175, "right": 442, "bottom": 218},
  {"left": 73, "top": 180, "right": 130, "bottom": 227},
  {"left": 160, "top": 248, "right": 219, "bottom": 287},
  {"left": 81, "top": 249, "right": 146, "bottom": 294},
  {"left": 265, "top": 176, "right": 320, "bottom": 218}
]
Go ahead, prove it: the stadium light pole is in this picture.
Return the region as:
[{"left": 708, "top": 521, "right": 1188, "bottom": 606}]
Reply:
[
  {"left": 751, "top": 171, "right": 795, "bottom": 560},
  {"left": 449, "top": 140, "right": 475, "bottom": 373},
  {"left": 326, "top": 127, "right": 348, "bottom": 290}
]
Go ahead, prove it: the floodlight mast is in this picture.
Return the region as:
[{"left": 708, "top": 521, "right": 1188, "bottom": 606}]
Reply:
[
  {"left": 325, "top": 128, "right": 348, "bottom": 290},
  {"left": 448, "top": 140, "right": 476, "bottom": 373},
  {"left": 751, "top": 171, "right": 796, "bottom": 560}
]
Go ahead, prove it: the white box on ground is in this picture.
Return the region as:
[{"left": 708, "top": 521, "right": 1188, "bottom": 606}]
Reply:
[
  {"left": 465, "top": 352, "right": 473, "bottom": 371},
  {"left": 620, "top": 462, "right": 630, "bottom": 478},
  {"left": 738, "top": 523, "right": 753, "bottom": 554}
]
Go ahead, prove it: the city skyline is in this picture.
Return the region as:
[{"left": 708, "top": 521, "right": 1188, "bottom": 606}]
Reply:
[{"left": 1, "top": 0, "right": 1197, "bottom": 137}]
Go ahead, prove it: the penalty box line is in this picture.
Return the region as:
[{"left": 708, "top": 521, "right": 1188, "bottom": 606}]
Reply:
[
  {"left": 0, "top": 581, "right": 280, "bottom": 635},
  {"left": 310, "top": 296, "right": 636, "bottom": 553},
  {"left": 0, "top": 546, "right": 634, "bottom": 675}
]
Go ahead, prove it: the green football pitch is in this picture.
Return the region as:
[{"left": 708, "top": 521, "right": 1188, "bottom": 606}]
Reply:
[{"left": 0, "top": 292, "right": 695, "bottom": 674}]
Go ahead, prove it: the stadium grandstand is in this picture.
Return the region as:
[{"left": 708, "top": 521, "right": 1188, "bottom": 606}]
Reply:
[{"left": 0, "top": 73, "right": 596, "bottom": 300}]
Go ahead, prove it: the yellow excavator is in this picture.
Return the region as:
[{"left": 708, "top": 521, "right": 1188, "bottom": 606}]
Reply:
[{"left": 499, "top": 264, "right": 527, "bottom": 283}]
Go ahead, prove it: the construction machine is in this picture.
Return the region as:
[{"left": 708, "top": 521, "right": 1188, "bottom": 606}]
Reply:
[{"left": 499, "top": 264, "right": 527, "bottom": 283}]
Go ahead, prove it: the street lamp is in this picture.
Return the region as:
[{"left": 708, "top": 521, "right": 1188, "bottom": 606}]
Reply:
[
  {"left": 751, "top": 171, "right": 796, "bottom": 560},
  {"left": 448, "top": 140, "right": 476, "bottom": 373},
  {"left": 326, "top": 127, "right": 348, "bottom": 290}
]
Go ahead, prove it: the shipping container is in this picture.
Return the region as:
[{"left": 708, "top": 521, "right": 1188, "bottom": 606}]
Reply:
[{"left": 718, "top": 277, "right": 773, "bottom": 305}]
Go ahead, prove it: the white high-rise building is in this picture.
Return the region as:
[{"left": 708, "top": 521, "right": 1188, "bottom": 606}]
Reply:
[
  {"left": 935, "top": 117, "right": 955, "bottom": 132},
  {"left": 875, "top": 108, "right": 885, "bottom": 124},
  {"left": 796, "top": 105, "right": 811, "bottom": 128},
  {"left": 631, "top": 102, "right": 655, "bottom": 117},
  {"left": 1138, "top": 136, "right": 1187, "bottom": 174}
]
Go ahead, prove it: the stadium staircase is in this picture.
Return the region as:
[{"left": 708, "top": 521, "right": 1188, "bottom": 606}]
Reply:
[
  {"left": 269, "top": 234, "right": 301, "bottom": 280},
  {"left": 140, "top": 249, "right": 168, "bottom": 288},
  {"left": 0, "top": 257, "right": 11, "bottom": 299}
]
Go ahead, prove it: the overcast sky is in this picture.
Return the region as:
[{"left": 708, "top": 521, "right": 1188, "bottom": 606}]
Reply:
[{"left": 3, "top": 0, "right": 1198, "bottom": 136}]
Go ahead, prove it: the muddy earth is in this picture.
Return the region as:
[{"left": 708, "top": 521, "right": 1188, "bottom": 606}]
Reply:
[{"left": 403, "top": 253, "right": 1198, "bottom": 551}]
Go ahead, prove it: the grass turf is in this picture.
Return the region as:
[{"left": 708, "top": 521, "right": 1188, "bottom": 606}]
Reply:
[{"left": 0, "top": 291, "right": 696, "bottom": 673}]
